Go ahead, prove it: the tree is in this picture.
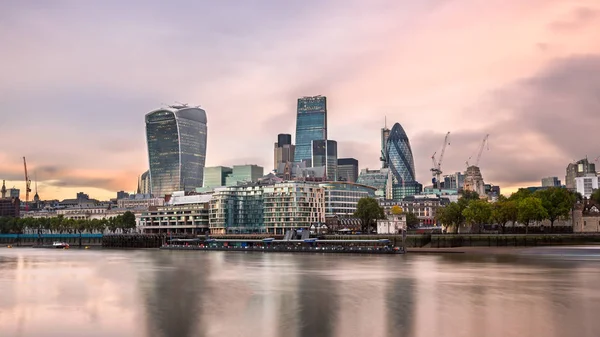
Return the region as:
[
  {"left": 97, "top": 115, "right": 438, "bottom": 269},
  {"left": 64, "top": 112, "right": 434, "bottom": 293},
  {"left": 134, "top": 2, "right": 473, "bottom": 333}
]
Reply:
[
  {"left": 460, "top": 190, "right": 480, "bottom": 202},
  {"left": 491, "top": 199, "right": 518, "bottom": 233},
  {"left": 390, "top": 205, "right": 403, "bottom": 215},
  {"left": 517, "top": 196, "right": 548, "bottom": 234},
  {"left": 462, "top": 199, "right": 492, "bottom": 233},
  {"left": 354, "top": 197, "right": 385, "bottom": 233},
  {"left": 535, "top": 187, "right": 576, "bottom": 232},
  {"left": 405, "top": 212, "right": 420, "bottom": 229},
  {"left": 122, "top": 211, "right": 137, "bottom": 233},
  {"left": 436, "top": 202, "right": 464, "bottom": 233},
  {"left": 591, "top": 189, "right": 600, "bottom": 204},
  {"left": 509, "top": 188, "right": 532, "bottom": 202}
]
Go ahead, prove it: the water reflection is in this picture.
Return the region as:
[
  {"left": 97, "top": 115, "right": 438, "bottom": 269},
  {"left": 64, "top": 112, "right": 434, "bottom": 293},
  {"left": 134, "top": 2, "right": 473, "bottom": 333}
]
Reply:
[{"left": 1, "top": 249, "right": 600, "bottom": 337}]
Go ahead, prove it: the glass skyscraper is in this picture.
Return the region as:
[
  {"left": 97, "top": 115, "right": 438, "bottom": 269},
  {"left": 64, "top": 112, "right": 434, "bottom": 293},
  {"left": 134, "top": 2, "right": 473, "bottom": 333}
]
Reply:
[
  {"left": 386, "top": 123, "right": 421, "bottom": 199},
  {"left": 145, "top": 105, "right": 207, "bottom": 197},
  {"left": 311, "top": 139, "right": 337, "bottom": 181},
  {"left": 294, "top": 96, "right": 327, "bottom": 163}
]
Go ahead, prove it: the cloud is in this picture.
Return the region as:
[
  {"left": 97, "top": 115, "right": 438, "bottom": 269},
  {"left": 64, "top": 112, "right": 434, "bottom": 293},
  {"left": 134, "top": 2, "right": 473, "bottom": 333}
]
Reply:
[{"left": 550, "top": 6, "right": 599, "bottom": 32}]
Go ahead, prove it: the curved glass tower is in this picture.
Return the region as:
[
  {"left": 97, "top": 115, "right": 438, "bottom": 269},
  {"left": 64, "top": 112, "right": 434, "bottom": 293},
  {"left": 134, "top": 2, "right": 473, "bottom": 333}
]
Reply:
[
  {"left": 145, "top": 105, "right": 207, "bottom": 197},
  {"left": 386, "top": 123, "right": 421, "bottom": 199}
]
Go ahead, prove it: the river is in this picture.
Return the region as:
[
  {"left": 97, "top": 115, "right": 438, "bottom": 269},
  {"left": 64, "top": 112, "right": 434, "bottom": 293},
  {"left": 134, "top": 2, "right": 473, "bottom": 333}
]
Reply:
[{"left": 1, "top": 247, "right": 599, "bottom": 337}]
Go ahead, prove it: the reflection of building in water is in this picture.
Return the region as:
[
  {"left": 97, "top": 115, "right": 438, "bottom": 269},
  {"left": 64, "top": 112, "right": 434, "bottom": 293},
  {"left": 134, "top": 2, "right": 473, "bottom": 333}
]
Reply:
[
  {"left": 140, "top": 254, "right": 206, "bottom": 337},
  {"left": 296, "top": 259, "right": 338, "bottom": 337},
  {"left": 386, "top": 278, "right": 415, "bottom": 337}
]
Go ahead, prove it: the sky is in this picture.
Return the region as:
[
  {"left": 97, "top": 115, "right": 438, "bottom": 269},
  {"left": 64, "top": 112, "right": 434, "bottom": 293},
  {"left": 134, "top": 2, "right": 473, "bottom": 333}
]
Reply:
[{"left": 1, "top": 0, "right": 599, "bottom": 201}]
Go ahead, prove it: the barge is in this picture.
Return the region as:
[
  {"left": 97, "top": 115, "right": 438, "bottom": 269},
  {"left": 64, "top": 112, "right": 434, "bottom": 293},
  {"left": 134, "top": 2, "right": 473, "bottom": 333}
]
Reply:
[{"left": 160, "top": 238, "right": 405, "bottom": 254}]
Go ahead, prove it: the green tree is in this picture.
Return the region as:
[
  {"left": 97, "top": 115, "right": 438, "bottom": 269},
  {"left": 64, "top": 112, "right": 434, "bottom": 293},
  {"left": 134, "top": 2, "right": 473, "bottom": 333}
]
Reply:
[
  {"left": 591, "top": 189, "right": 600, "bottom": 204},
  {"left": 436, "top": 202, "right": 464, "bottom": 233},
  {"left": 491, "top": 198, "right": 518, "bottom": 233},
  {"left": 534, "top": 187, "right": 576, "bottom": 232},
  {"left": 405, "top": 212, "right": 420, "bottom": 229},
  {"left": 509, "top": 188, "right": 532, "bottom": 202},
  {"left": 121, "top": 211, "right": 137, "bottom": 233},
  {"left": 107, "top": 216, "right": 120, "bottom": 233},
  {"left": 390, "top": 205, "right": 403, "bottom": 215},
  {"left": 354, "top": 197, "right": 385, "bottom": 233},
  {"left": 517, "top": 196, "right": 548, "bottom": 234},
  {"left": 462, "top": 199, "right": 492, "bottom": 233}
]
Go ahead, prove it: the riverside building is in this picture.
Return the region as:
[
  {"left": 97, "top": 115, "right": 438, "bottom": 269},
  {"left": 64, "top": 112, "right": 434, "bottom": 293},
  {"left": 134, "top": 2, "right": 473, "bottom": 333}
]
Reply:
[
  {"left": 209, "top": 184, "right": 265, "bottom": 234},
  {"left": 263, "top": 182, "right": 325, "bottom": 234},
  {"left": 138, "top": 192, "right": 211, "bottom": 234}
]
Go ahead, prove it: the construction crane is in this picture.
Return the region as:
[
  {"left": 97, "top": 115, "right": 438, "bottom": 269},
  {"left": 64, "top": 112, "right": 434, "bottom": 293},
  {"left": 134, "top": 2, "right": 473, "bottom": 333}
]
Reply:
[
  {"left": 430, "top": 132, "right": 450, "bottom": 190},
  {"left": 23, "top": 157, "right": 31, "bottom": 211},
  {"left": 467, "top": 134, "right": 490, "bottom": 167}
]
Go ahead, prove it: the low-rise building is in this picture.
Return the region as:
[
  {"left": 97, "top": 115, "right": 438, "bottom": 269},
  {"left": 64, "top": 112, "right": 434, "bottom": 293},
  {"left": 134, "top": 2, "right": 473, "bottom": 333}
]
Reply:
[
  {"left": 117, "top": 194, "right": 164, "bottom": 209},
  {"left": 263, "top": 182, "right": 325, "bottom": 234},
  {"left": 139, "top": 192, "right": 211, "bottom": 234},
  {"left": 377, "top": 214, "right": 406, "bottom": 234},
  {"left": 380, "top": 195, "right": 449, "bottom": 226},
  {"left": 573, "top": 201, "right": 600, "bottom": 233}
]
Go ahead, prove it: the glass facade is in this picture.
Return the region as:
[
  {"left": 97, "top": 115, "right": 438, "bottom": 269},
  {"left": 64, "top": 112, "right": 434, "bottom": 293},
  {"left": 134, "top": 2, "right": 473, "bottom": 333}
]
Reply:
[
  {"left": 146, "top": 106, "right": 207, "bottom": 197},
  {"left": 210, "top": 185, "right": 265, "bottom": 234},
  {"left": 386, "top": 123, "right": 421, "bottom": 200},
  {"left": 311, "top": 139, "right": 337, "bottom": 181},
  {"left": 319, "top": 182, "right": 376, "bottom": 216},
  {"left": 203, "top": 166, "right": 232, "bottom": 188},
  {"left": 225, "top": 165, "right": 264, "bottom": 186},
  {"left": 294, "top": 96, "right": 327, "bottom": 163},
  {"left": 337, "top": 158, "right": 358, "bottom": 183},
  {"left": 356, "top": 168, "right": 393, "bottom": 199}
]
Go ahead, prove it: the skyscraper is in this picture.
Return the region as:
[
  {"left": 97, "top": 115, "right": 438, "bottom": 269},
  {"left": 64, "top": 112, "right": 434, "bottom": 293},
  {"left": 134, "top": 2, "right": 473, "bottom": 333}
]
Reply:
[
  {"left": 386, "top": 123, "right": 421, "bottom": 199},
  {"left": 566, "top": 158, "right": 596, "bottom": 191},
  {"left": 337, "top": 158, "right": 359, "bottom": 183},
  {"left": 274, "top": 133, "right": 295, "bottom": 170},
  {"left": 294, "top": 96, "right": 327, "bottom": 163},
  {"left": 380, "top": 119, "right": 390, "bottom": 168},
  {"left": 146, "top": 104, "right": 207, "bottom": 197},
  {"left": 311, "top": 140, "right": 337, "bottom": 181}
]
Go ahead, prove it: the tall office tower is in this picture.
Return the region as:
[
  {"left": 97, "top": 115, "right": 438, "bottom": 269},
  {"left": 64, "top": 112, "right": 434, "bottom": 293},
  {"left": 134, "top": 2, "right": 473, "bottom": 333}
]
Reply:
[
  {"left": 311, "top": 140, "right": 337, "bottom": 181},
  {"left": 274, "top": 133, "right": 295, "bottom": 170},
  {"left": 146, "top": 104, "right": 208, "bottom": 197},
  {"left": 386, "top": 122, "right": 421, "bottom": 200},
  {"left": 337, "top": 158, "right": 359, "bottom": 183},
  {"left": 380, "top": 118, "right": 390, "bottom": 168},
  {"left": 138, "top": 170, "right": 151, "bottom": 195},
  {"left": 294, "top": 96, "right": 327, "bottom": 163}
]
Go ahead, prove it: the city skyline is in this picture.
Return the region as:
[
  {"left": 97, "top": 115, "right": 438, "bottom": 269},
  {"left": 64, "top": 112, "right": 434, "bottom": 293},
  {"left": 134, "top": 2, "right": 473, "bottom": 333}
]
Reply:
[{"left": 1, "top": 1, "right": 599, "bottom": 200}]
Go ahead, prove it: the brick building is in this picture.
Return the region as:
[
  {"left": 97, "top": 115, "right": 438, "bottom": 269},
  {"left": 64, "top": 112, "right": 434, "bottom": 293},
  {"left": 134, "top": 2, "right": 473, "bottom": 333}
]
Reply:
[{"left": 0, "top": 197, "right": 20, "bottom": 218}]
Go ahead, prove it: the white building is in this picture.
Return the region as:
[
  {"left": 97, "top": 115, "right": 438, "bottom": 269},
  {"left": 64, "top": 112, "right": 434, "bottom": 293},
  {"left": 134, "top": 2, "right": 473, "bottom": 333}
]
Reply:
[
  {"left": 139, "top": 192, "right": 212, "bottom": 234},
  {"left": 263, "top": 182, "right": 325, "bottom": 235},
  {"left": 117, "top": 194, "right": 164, "bottom": 209},
  {"left": 318, "top": 181, "right": 377, "bottom": 217},
  {"left": 377, "top": 214, "right": 406, "bottom": 234},
  {"left": 575, "top": 175, "right": 600, "bottom": 199}
]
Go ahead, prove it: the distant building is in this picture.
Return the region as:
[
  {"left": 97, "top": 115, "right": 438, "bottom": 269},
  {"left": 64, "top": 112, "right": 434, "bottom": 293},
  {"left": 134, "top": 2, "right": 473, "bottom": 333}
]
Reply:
[
  {"left": 116, "top": 191, "right": 130, "bottom": 200},
  {"left": 380, "top": 195, "right": 449, "bottom": 226},
  {"left": 0, "top": 197, "right": 20, "bottom": 217},
  {"left": 566, "top": 158, "right": 596, "bottom": 191},
  {"left": 146, "top": 104, "right": 208, "bottom": 197},
  {"left": 385, "top": 122, "right": 421, "bottom": 200},
  {"left": 443, "top": 172, "right": 465, "bottom": 190},
  {"left": 356, "top": 168, "right": 393, "bottom": 199},
  {"left": 76, "top": 192, "right": 90, "bottom": 201},
  {"left": 117, "top": 194, "right": 164, "bottom": 209},
  {"left": 8, "top": 188, "right": 19, "bottom": 199},
  {"left": 276, "top": 161, "right": 327, "bottom": 181},
  {"left": 377, "top": 214, "right": 406, "bottom": 234},
  {"left": 209, "top": 184, "right": 265, "bottom": 234},
  {"left": 203, "top": 166, "right": 233, "bottom": 189},
  {"left": 319, "top": 182, "right": 376, "bottom": 217},
  {"left": 274, "top": 134, "right": 295, "bottom": 170},
  {"left": 541, "top": 177, "right": 561, "bottom": 187},
  {"left": 263, "top": 182, "right": 325, "bottom": 234},
  {"left": 573, "top": 201, "right": 600, "bottom": 233},
  {"left": 138, "top": 171, "right": 150, "bottom": 195},
  {"left": 485, "top": 184, "right": 501, "bottom": 201},
  {"left": 225, "top": 165, "right": 264, "bottom": 186},
  {"left": 575, "top": 176, "right": 600, "bottom": 199},
  {"left": 380, "top": 121, "right": 390, "bottom": 168},
  {"left": 311, "top": 139, "right": 337, "bottom": 181},
  {"left": 294, "top": 96, "right": 327, "bottom": 163},
  {"left": 464, "top": 166, "right": 486, "bottom": 197},
  {"left": 337, "top": 158, "right": 359, "bottom": 183}
]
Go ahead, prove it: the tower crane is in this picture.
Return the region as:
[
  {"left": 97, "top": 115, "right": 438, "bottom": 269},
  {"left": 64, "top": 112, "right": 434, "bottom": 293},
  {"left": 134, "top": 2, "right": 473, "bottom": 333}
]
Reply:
[
  {"left": 430, "top": 132, "right": 450, "bottom": 190},
  {"left": 466, "top": 134, "right": 490, "bottom": 167},
  {"left": 23, "top": 157, "right": 31, "bottom": 211}
]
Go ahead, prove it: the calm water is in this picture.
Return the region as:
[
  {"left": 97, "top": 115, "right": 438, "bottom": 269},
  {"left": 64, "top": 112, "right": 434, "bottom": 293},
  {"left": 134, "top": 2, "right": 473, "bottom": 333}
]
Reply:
[{"left": 1, "top": 248, "right": 600, "bottom": 337}]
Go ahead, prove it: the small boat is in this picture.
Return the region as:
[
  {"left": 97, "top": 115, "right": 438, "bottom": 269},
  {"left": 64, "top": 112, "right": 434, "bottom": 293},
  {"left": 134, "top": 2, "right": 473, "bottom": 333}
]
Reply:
[{"left": 53, "top": 241, "right": 70, "bottom": 249}]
